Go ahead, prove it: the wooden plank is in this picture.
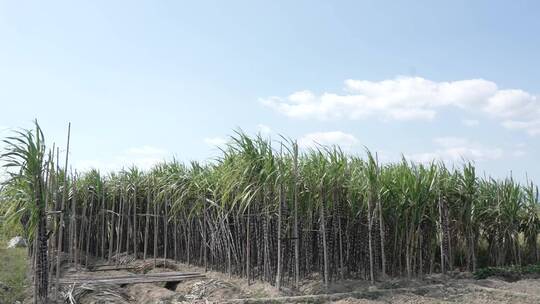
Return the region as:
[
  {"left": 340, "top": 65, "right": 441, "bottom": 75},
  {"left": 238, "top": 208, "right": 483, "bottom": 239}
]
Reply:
[
  {"left": 61, "top": 274, "right": 204, "bottom": 283},
  {"left": 89, "top": 265, "right": 139, "bottom": 271},
  {"left": 64, "top": 271, "right": 201, "bottom": 281},
  {"left": 59, "top": 275, "right": 205, "bottom": 285},
  {"left": 59, "top": 272, "right": 205, "bottom": 285}
]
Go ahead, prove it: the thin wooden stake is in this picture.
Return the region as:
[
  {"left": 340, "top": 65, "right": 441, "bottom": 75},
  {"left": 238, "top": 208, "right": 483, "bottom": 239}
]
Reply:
[
  {"left": 133, "top": 185, "right": 138, "bottom": 258},
  {"left": 143, "top": 188, "right": 150, "bottom": 260},
  {"left": 55, "top": 123, "right": 70, "bottom": 300}
]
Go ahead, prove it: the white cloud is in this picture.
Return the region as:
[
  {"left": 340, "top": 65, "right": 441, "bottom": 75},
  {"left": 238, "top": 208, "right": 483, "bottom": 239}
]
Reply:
[
  {"left": 75, "top": 159, "right": 116, "bottom": 172},
  {"left": 408, "top": 137, "right": 503, "bottom": 163},
  {"left": 484, "top": 90, "right": 539, "bottom": 119},
  {"left": 513, "top": 150, "right": 527, "bottom": 158},
  {"left": 502, "top": 119, "right": 540, "bottom": 136},
  {"left": 125, "top": 145, "right": 168, "bottom": 157},
  {"left": 261, "top": 76, "right": 540, "bottom": 135},
  {"left": 75, "top": 145, "right": 169, "bottom": 172},
  {"left": 257, "top": 124, "right": 272, "bottom": 135},
  {"left": 298, "top": 131, "right": 359, "bottom": 150},
  {"left": 203, "top": 137, "right": 228, "bottom": 147},
  {"left": 462, "top": 119, "right": 480, "bottom": 127},
  {"left": 511, "top": 143, "right": 528, "bottom": 158}
]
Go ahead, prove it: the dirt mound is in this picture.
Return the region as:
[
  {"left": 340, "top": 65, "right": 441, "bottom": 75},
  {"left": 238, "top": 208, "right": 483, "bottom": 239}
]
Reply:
[
  {"left": 53, "top": 257, "right": 540, "bottom": 304},
  {"left": 135, "top": 259, "right": 180, "bottom": 274},
  {"left": 175, "top": 278, "right": 244, "bottom": 301},
  {"left": 111, "top": 253, "right": 136, "bottom": 265},
  {"left": 61, "top": 283, "right": 133, "bottom": 304},
  {"left": 333, "top": 297, "right": 385, "bottom": 304},
  {"left": 127, "top": 283, "right": 184, "bottom": 304},
  {"left": 300, "top": 279, "right": 372, "bottom": 295}
]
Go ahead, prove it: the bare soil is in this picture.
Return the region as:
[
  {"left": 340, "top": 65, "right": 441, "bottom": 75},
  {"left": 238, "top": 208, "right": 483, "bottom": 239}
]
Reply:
[{"left": 56, "top": 258, "right": 540, "bottom": 304}]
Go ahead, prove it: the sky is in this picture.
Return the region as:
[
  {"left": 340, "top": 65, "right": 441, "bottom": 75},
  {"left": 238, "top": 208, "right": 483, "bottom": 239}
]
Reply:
[{"left": 0, "top": 0, "right": 539, "bottom": 183}]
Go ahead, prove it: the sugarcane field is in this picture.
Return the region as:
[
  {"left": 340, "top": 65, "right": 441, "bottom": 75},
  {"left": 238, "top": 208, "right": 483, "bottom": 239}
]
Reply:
[
  {"left": 0, "top": 121, "right": 539, "bottom": 303},
  {"left": 2, "top": 2, "right": 540, "bottom": 304}
]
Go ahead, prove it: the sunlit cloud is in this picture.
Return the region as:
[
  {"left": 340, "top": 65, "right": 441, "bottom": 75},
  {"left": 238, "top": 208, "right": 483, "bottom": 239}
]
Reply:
[
  {"left": 262, "top": 76, "right": 540, "bottom": 135},
  {"left": 298, "top": 131, "right": 359, "bottom": 150},
  {"left": 75, "top": 145, "right": 170, "bottom": 172},
  {"left": 203, "top": 137, "right": 228, "bottom": 147},
  {"left": 408, "top": 137, "right": 503, "bottom": 163}
]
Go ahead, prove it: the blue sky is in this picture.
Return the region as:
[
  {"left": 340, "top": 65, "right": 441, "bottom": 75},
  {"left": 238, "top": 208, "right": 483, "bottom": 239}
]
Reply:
[{"left": 0, "top": 0, "right": 539, "bottom": 183}]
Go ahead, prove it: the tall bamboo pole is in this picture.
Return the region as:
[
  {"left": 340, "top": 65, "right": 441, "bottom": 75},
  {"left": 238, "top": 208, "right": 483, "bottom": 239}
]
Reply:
[
  {"left": 125, "top": 190, "right": 132, "bottom": 255},
  {"left": 72, "top": 175, "right": 79, "bottom": 269},
  {"left": 203, "top": 195, "right": 207, "bottom": 272},
  {"left": 133, "top": 185, "right": 138, "bottom": 258},
  {"left": 438, "top": 194, "right": 446, "bottom": 274},
  {"left": 334, "top": 189, "right": 344, "bottom": 280},
  {"left": 320, "top": 188, "right": 329, "bottom": 290},
  {"left": 276, "top": 160, "right": 283, "bottom": 290},
  {"left": 174, "top": 217, "right": 178, "bottom": 261},
  {"left": 293, "top": 142, "right": 300, "bottom": 288},
  {"left": 77, "top": 180, "right": 88, "bottom": 269},
  {"left": 246, "top": 204, "right": 251, "bottom": 285},
  {"left": 101, "top": 187, "right": 106, "bottom": 259},
  {"left": 378, "top": 197, "right": 386, "bottom": 278},
  {"left": 368, "top": 198, "right": 375, "bottom": 284},
  {"left": 143, "top": 188, "right": 150, "bottom": 260},
  {"left": 164, "top": 196, "right": 168, "bottom": 261},
  {"left": 84, "top": 190, "right": 94, "bottom": 266},
  {"left": 44, "top": 147, "right": 54, "bottom": 295},
  {"left": 50, "top": 147, "right": 61, "bottom": 295},
  {"left": 56, "top": 124, "right": 70, "bottom": 301},
  {"left": 107, "top": 192, "right": 115, "bottom": 263},
  {"left": 115, "top": 189, "right": 124, "bottom": 265},
  {"left": 153, "top": 187, "right": 158, "bottom": 267}
]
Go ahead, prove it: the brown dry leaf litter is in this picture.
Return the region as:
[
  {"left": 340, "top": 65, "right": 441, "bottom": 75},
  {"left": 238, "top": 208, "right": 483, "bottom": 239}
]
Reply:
[{"left": 54, "top": 257, "right": 540, "bottom": 304}]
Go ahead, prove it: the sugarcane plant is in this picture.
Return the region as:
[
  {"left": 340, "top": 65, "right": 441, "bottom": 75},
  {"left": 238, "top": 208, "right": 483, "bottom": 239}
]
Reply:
[{"left": 1, "top": 120, "right": 51, "bottom": 303}]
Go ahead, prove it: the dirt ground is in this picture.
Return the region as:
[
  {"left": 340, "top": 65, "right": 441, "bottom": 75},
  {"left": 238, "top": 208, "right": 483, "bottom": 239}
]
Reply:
[
  {"left": 54, "top": 258, "right": 540, "bottom": 304},
  {"left": 330, "top": 276, "right": 540, "bottom": 304}
]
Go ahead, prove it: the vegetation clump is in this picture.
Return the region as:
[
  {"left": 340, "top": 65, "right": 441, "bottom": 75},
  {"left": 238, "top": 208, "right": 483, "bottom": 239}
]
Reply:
[
  {"left": 0, "top": 238, "right": 28, "bottom": 303},
  {"left": 474, "top": 264, "right": 540, "bottom": 280}
]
